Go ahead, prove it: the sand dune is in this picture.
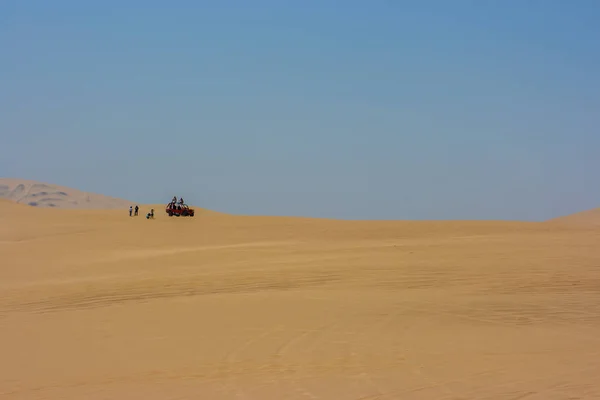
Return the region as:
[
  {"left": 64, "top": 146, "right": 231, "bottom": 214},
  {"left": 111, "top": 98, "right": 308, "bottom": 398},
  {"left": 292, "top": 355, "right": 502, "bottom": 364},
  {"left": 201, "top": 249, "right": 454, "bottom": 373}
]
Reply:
[
  {"left": 546, "top": 207, "right": 600, "bottom": 227},
  {"left": 0, "top": 178, "right": 132, "bottom": 209},
  {"left": 1, "top": 187, "right": 600, "bottom": 399}
]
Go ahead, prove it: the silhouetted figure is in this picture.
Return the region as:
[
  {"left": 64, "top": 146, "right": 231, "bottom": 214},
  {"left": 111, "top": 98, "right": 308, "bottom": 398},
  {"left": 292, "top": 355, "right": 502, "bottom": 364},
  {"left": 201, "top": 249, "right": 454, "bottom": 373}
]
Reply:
[{"left": 134, "top": 205, "right": 139, "bottom": 216}]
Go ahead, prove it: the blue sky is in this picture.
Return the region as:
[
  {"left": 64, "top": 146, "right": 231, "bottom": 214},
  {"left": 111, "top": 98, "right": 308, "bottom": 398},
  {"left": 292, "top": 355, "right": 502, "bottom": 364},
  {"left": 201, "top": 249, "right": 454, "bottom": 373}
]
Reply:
[{"left": 1, "top": 1, "right": 599, "bottom": 220}]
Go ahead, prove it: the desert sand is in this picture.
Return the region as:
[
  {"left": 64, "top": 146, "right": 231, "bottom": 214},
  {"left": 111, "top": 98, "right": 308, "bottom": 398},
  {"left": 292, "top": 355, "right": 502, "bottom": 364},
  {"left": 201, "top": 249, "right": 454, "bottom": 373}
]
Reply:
[{"left": 1, "top": 185, "right": 600, "bottom": 399}]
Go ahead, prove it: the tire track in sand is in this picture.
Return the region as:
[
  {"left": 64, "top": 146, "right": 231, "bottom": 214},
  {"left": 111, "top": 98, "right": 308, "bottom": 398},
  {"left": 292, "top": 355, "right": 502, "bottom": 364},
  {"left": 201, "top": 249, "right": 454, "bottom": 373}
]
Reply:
[
  {"left": 218, "top": 325, "right": 282, "bottom": 399},
  {"left": 275, "top": 322, "right": 339, "bottom": 400}
]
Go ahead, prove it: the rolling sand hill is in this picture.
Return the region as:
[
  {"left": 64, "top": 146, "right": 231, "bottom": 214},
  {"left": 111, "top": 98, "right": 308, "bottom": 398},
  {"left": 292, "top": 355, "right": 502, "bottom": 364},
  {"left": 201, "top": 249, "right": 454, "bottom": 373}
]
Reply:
[
  {"left": 0, "top": 178, "right": 132, "bottom": 209},
  {"left": 1, "top": 189, "right": 600, "bottom": 399},
  {"left": 547, "top": 207, "right": 600, "bottom": 227}
]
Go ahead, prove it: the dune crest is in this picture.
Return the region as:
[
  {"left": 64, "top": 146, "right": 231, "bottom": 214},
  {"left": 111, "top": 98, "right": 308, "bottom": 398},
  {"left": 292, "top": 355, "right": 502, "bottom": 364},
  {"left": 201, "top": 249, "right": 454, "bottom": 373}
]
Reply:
[
  {"left": 546, "top": 207, "right": 600, "bottom": 227},
  {"left": 0, "top": 178, "right": 133, "bottom": 209}
]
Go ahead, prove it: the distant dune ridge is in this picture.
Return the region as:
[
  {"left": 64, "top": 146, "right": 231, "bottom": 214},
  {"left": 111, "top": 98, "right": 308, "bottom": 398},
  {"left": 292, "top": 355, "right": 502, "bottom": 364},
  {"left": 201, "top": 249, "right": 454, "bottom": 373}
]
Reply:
[
  {"left": 1, "top": 177, "right": 599, "bottom": 223},
  {"left": 547, "top": 207, "right": 600, "bottom": 227},
  {"left": 0, "top": 178, "right": 133, "bottom": 209}
]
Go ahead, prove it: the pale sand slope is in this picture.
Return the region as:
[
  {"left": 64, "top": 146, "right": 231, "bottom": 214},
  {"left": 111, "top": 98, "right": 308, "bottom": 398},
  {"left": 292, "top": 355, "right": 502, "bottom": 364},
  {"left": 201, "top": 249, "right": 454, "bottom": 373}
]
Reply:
[
  {"left": 547, "top": 207, "right": 600, "bottom": 228},
  {"left": 0, "top": 178, "right": 133, "bottom": 209},
  {"left": 1, "top": 201, "right": 600, "bottom": 399}
]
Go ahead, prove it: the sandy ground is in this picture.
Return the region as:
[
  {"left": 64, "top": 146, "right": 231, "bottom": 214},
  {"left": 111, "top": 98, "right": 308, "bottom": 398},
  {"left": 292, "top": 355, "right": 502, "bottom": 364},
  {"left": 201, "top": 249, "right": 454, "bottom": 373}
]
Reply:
[{"left": 1, "top": 199, "right": 600, "bottom": 399}]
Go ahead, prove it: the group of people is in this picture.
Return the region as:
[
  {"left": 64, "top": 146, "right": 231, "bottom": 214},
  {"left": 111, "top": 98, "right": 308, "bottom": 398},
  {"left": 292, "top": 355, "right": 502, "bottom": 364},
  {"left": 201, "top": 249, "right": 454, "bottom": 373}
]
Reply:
[
  {"left": 129, "top": 205, "right": 138, "bottom": 216},
  {"left": 171, "top": 196, "right": 184, "bottom": 205},
  {"left": 168, "top": 196, "right": 185, "bottom": 210},
  {"left": 128, "top": 195, "right": 186, "bottom": 219},
  {"left": 129, "top": 204, "right": 154, "bottom": 219}
]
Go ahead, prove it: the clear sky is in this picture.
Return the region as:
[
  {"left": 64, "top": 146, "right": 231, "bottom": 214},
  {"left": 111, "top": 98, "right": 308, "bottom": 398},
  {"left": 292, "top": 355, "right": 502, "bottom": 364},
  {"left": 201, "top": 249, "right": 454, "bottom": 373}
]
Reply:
[{"left": 2, "top": 1, "right": 599, "bottom": 220}]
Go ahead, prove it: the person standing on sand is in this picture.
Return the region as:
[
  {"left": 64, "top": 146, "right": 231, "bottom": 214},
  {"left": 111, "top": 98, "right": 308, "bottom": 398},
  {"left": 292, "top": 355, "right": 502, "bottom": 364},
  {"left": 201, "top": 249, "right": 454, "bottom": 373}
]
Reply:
[
  {"left": 129, "top": 206, "right": 133, "bottom": 216},
  {"left": 134, "top": 205, "right": 139, "bottom": 216}
]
